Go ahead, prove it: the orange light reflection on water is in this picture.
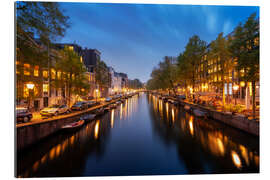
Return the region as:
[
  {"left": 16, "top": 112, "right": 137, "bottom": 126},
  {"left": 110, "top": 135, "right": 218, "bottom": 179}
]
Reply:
[
  {"left": 94, "top": 120, "right": 100, "bottom": 139},
  {"left": 231, "top": 151, "right": 242, "bottom": 169}
]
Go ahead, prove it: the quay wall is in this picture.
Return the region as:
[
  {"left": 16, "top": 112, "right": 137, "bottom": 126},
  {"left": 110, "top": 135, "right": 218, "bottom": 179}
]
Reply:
[
  {"left": 16, "top": 100, "right": 120, "bottom": 151},
  {"left": 178, "top": 99, "right": 259, "bottom": 136}
]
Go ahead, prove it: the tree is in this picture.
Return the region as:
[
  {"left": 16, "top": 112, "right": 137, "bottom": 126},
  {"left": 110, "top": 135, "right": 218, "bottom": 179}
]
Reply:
[
  {"left": 209, "top": 32, "right": 232, "bottom": 107},
  {"left": 181, "top": 35, "right": 207, "bottom": 99},
  {"left": 229, "top": 13, "right": 259, "bottom": 119},
  {"left": 176, "top": 53, "right": 190, "bottom": 97},
  {"left": 95, "top": 60, "right": 111, "bottom": 90},
  {"left": 146, "top": 56, "right": 178, "bottom": 94},
  {"left": 16, "top": 2, "right": 70, "bottom": 102},
  {"left": 16, "top": 2, "right": 69, "bottom": 43},
  {"left": 55, "top": 46, "right": 90, "bottom": 106},
  {"left": 128, "top": 79, "right": 143, "bottom": 89}
]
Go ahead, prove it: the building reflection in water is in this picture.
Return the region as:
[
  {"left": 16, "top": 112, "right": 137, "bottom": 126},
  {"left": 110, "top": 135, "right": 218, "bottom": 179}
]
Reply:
[
  {"left": 171, "top": 109, "right": 175, "bottom": 123},
  {"left": 111, "top": 109, "right": 115, "bottom": 128},
  {"left": 147, "top": 93, "right": 259, "bottom": 173},
  {"left": 188, "top": 116, "right": 194, "bottom": 136}
]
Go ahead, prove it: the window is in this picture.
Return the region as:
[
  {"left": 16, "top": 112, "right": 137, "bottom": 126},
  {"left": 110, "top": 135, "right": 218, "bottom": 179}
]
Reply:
[
  {"left": 34, "top": 66, "right": 39, "bottom": 77},
  {"left": 24, "top": 64, "right": 30, "bottom": 76},
  {"left": 43, "top": 84, "right": 48, "bottom": 93},
  {"left": 68, "top": 46, "right": 74, "bottom": 51},
  {"left": 51, "top": 68, "right": 56, "bottom": 79},
  {"left": 43, "top": 70, "right": 48, "bottom": 78},
  {"left": 57, "top": 71, "right": 61, "bottom": 80},
  {"left": 16, "top": 61, "right": 20, "bottom": 74}
]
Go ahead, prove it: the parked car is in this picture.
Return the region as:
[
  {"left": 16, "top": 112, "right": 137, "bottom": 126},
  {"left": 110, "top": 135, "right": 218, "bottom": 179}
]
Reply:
[
  {"left": 16, "top": 107, "right": 32, "bottom": 123},
  {"left": 105, "top": 97, "right": 112, "bottom": 102},
  {"left": 176, "top": 95, "right": 186, "bottom": 100},
  {"left": 40, "top": 104, "right": 70, "bottom": 116},
  {"left": 71, "top": 101, "right": 88, "bottom": 111},
  {"left": 86, "top": 100, "right": 97, "bottom": 108}
]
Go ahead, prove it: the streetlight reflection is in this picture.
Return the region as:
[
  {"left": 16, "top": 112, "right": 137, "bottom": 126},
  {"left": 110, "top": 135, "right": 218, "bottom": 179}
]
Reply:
[{"left": 231, "top": 151, "right": 242, "bottom": 169}]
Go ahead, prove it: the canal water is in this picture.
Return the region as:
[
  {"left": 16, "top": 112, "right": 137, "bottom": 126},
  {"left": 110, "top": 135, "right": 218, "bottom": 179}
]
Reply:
[{"left": 16, "top": 93, "right": 259, "bottom": 177}]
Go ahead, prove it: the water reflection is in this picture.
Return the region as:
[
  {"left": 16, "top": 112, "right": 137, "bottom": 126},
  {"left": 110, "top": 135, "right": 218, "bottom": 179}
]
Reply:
[
  {"left": 17, "top": 93, "right": 259, "bottom": 177},
  {"left": 147, "top": 93, "right": 259, "bottom": 173},
  {"left": 231, "top": 151, "right": 242, "bottom": 169}
]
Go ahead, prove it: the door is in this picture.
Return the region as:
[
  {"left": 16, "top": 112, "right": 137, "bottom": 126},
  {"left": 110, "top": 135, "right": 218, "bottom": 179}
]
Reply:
[{"left": 43, "top": 97, "right": 48, "bottom": 107}]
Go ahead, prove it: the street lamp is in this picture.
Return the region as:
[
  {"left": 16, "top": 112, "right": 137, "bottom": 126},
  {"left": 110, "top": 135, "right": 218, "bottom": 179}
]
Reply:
[
  {"left": 95, "top": 89, "right": 99, "bottom": 102},
  {"left": 233, "top": 84, "right": 239, "bottom": 105},
  {"left": 26, "top": 83, "right": 35, "bottom": 110}
]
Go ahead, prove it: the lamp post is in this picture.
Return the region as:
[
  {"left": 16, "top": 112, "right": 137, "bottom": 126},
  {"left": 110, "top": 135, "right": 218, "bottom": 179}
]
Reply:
[
  {"left": 26, "top": 83, "right": 35, "bottom": 110},
  {"left": 95, "top": 89, "right": 99, "bottom": 103},
  {"left": 233, "top": 84, "right": 239, "bottom": 105}
]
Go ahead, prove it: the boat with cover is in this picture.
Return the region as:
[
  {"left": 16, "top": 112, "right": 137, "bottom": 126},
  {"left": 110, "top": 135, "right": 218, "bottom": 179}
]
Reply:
[{"left": 62, "top": 119, "right": 85, "bottom": 132}]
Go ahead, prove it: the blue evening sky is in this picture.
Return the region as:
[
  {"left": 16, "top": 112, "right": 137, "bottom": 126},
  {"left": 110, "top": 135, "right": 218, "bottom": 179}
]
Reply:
[{"left": 58, "top": 3, "right": 259, "bottom": 82}]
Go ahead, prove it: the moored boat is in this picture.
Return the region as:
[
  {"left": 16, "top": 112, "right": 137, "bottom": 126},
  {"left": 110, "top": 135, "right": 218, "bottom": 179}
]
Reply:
[
  {"left": 95, "top": 108, "right": 105, "bottom": 116},
  {"left": 62, "top": 120, "right": 85, "bottom": 132},
  {"left": 80, "top": 114, "right": 96, "bottom": 122},
  {"left": 110, "top": 103, "right": 117, "bottom": 109},
  {"left": 193, "top": 109, "right": 207, "bottom": 118},
  {"left": 184, "top": 105, "right": 191, "bottom": 111}
]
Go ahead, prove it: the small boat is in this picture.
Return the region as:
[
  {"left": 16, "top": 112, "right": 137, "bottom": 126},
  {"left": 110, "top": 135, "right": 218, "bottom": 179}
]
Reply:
[
  {"left": 115, "top": 101, "right": 121, "bottom": 105},
  {"left": 104, "top": 106, "right": 111, "bottom": 112},
  {"left": 168, "top": 99, "right": 174, "bottom": 103},
  {"left": 80, "top": 114, "right": 96, "bottom": 122},
  {"left": 120, "top": 99, "right": 125, "bottom": 103},
  {"left": 62, "top": 120, "right": 84, "bottom": 132},
  {"left": 184, "top": 105, "right": 191, "bottom": 111},
  {"left": 193, "top": 109, "right": 207, "bottom": 118},
  {"left": 95, "top": 108, "right": 105, "bottom": 116},
  {"left": 110, "top": 103, "right": 117, "bottom": 109}
]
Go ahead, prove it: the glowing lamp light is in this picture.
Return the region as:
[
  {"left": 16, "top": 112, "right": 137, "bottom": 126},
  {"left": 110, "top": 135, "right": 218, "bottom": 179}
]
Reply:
[
  {"left": 95, "top": 89, "right": 99, "bottom": 93},
  {"left": 233, "top": 84, "right": 239, "bottom": 91},
  {"left": 26, "top": 83, "right": 35, "bottom": 90},
  {"left": 240, "top": 81, "right": 245, "bottom": 87}
]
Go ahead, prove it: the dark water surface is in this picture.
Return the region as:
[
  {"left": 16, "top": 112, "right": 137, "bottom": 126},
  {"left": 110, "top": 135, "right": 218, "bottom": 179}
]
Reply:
[{"left": 17, "top": 93, "right": 259, "bottom": 177}]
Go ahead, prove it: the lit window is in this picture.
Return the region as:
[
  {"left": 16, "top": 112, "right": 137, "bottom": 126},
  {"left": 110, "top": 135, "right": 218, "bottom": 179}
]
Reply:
[
  {"left": 219, "top": 75, "right": 222, "bottom": 81},
  {"left": 23, "top": 84, "right": 29, "bottom": 98},
  {"left": 254, "top": 37, "right": 259, "bottom": 46},
  {"left": 57, "top": 71, "right": 61, "bottom": 79},
  {"left": 43, "top": 84, "right": 49, "bottom": 93},
  {"left": 16, "top": 61, "right": 20, "bottom": 74},
  {"left": 214, "top": 75, "right": 217, "bottom": 82},
  {"left": 80, "top": 56, "right": 83, "bottom": 63},
  {"left": 24, "top": 64, "right": 30, "bottom": 76},
  {"left": 72, "top": 74, "right": 75, "bottom": 80},
  {"left": 68, "top": 46, "right": 74, "bottom": 51},
  {"left": 34, "top": 66, "right": 39, "bottom": 77},
  {"left": 51, "top": 68, "right": 56, "bottom": 79},
  {"left": 43, "top": 70, "right": 48, "bottom": 78}
]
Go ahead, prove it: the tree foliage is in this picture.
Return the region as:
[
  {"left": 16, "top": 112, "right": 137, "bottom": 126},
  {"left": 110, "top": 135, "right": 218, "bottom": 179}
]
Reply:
[
  {"left": 229, "top": 13, "right": 259, "bottom": 118},
  {"left": 209, "top": 32, "right": 232, "bottom": 106},
  {"left": 54, "top": 46, "right": 89, "bottom": 105},
  {"left": 95, "top": 60, "right": 111, "bottom": 89}
]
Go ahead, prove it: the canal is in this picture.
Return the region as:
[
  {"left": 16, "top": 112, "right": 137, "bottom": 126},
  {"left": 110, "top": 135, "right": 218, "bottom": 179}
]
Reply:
[{"left": 16, "top": 92, "right": 259, "bottom": 177}]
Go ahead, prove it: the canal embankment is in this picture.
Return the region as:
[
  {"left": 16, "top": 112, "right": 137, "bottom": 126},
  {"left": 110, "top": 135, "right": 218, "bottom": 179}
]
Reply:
[
  {"left": 150, "top": 92, "right": 259, "bottom": 136},
  {"left": 16, "top": 98, "right": 123, "bottom": 151}
]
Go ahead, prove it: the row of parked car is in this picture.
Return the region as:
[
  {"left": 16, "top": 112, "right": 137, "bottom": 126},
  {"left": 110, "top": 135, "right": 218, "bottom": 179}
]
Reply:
[{"left": 16, "top": 100, "right": 101, "bottom": 123}]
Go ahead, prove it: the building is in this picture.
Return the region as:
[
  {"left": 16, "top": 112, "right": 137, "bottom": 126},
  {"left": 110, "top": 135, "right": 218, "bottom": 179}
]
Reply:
[
  {"left": 188, "top": 34, "right": 259, "bottom": 108},
  {"left": 81, "top": 48, "right": 101, "bottom": 73}
]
